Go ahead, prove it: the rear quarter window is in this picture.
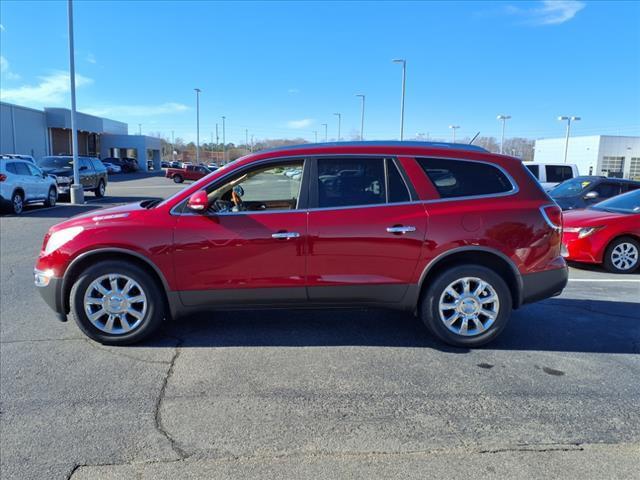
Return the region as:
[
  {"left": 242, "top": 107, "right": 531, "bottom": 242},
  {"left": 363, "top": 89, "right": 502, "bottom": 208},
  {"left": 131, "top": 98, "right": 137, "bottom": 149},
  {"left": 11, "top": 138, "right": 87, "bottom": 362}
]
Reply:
[
  {"left": 545, "top": 165, "right": 573, "bottom": 183},
  {"left": 525, "top": 164, "right": 540, "bottom": 179},
  {"left": 416, "top": 158, "right": 514, "bottom": 199}
]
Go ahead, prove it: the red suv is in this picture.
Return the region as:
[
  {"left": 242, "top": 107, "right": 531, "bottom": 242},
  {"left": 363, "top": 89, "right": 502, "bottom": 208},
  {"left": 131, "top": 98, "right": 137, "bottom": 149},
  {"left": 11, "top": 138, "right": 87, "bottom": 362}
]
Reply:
[{"left": 34, "top": 142, "right": 567, "bottom": 347}]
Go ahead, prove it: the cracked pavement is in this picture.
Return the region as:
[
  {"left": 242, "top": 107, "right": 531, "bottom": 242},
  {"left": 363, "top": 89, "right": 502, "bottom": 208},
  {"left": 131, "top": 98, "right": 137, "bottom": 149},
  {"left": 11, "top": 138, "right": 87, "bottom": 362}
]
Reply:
[{"left": 1, "top": 175, "right": 639, "bottom": 479}]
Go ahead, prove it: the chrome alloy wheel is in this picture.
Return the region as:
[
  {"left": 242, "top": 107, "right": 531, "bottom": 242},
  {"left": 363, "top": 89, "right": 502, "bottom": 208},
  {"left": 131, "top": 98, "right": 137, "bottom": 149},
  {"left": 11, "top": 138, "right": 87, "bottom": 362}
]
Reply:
[
  {"left": 438, "top": 277, "right": 500, "bottom": 336},
  {"left": 83, "top": 274, "right": 147, "bottom": 334},
  {"left": 611, "top": 242, "right": 638, "bottom": 271},
  {"left": 13, "top": 194, "right": 23, "bottom": 214}
]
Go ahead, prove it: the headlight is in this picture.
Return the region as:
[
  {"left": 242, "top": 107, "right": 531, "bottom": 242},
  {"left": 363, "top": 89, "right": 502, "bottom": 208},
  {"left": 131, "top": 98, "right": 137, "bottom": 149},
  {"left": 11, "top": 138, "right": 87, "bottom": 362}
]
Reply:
[
  {"left": 57, "top": 176, "right": 72, "bottom": 184},
  {"left": 564, "top": 226, "right": 603, "bottom": 238},
  {"left": 43, "top": 227, "right": 84, "bottom": 255}
]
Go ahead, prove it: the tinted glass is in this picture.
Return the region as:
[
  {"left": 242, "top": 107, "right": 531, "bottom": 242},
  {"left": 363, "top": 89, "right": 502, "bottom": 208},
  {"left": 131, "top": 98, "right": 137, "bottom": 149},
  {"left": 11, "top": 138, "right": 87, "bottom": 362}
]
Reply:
[
  {"left": 591, "top": 189, "right": 640, "bottom": 214},
  {"left": 14, "top": 162, "right": 31, "bottom": 176},
  {"left": 79, "top": 157, "right": 92, "bottom": 169},
  {"left": 417, "top": 158, "right": 513, "bottom": 198},
  {"left": 525, "top": 164, "right": 539, "bottom": 178},
  {"left": 27, "top": 164, "right": 42, "bottom": 176},
  {"left": 90, "top": 158, "right": 106, "bottom": 172},
  {"left": 39, "top": 156, "right": 73, "bottom": 169},
  {"left": 6, "top": 162, "right": 18, "bottom": 174},
  {"left": 387, "top": 159, "right": 411, "bottom": 203},
  {"left": 550, "top": 178, "right": 591, "bottom": 197},
  {"left": 545, "top": 165, "right": 573, "bottom": 183},
  {"left": 317, "top": 158, "right": 385, "bottom": 208},
  {"left": 592, "top": 182, "right": 621, "bottom": 198}
]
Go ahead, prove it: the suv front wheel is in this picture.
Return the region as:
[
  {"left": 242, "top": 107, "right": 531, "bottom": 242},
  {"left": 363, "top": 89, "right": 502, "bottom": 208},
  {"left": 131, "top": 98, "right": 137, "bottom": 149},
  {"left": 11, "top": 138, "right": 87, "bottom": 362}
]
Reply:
[
  {"left": 70, "top": 260, "right": 164, "bottom": 345},
  {"left": 420, "top": 265, "right": 512, "bottom": 347}
]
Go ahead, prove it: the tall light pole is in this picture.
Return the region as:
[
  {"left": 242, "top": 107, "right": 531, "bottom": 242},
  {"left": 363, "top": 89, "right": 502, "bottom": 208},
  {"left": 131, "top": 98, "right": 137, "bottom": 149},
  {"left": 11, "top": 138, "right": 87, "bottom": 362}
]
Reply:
[
  {"left": 211, "top": 131, "right": 214, "bottom": 160},
  {"left": 355, "top": 94, "right": 365, "bottom": 140},
  {"left": 449, "top": 125, "right": 460, "bottom": 143},
  {"left": 392, "top": 59, "right": 406, "bottom": 140},
  {"left": 215, "top": 123, "right": 219, "bottom": 162},
  {"left": 333, "top": 113, "right": 341, "bottom": 141},
  {"left": 138, "top": 123, "right": 142, "bottom": 135},
  {"left": 313, "top": 131, "right": 318, "bottom": 143},
  {"left": 322, "top": 123, "right": 328, "bottom": 142},
  {"left": 194, "top": 88, "right": 201, "bottom": 164},
  {"left": 67, "top": 0, "right": 82, "bottom": 204},
  {"left": 558, "top": 116, "right": 581, "bottom": 163},
  {"left": 245, "top": 129, "right": 249, "bottom": 150},
  {"left": 221, "top": 116, "right": 226, "bottom": 163},
  {"left": 171, "top": 130, "right": 174, "bottom": 161},
  {"left": 497, "top": 114, "right": 511, "bottom": 154}
]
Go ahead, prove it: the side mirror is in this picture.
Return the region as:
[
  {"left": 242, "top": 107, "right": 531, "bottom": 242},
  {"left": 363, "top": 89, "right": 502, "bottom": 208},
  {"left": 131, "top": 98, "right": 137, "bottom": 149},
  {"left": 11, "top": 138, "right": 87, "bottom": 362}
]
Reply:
[
  {"left": 584, "top": 191, "right": 599, "bottom": 200},
  {"left": 187, "top": 191, "right": 209, "bottom": 212}
]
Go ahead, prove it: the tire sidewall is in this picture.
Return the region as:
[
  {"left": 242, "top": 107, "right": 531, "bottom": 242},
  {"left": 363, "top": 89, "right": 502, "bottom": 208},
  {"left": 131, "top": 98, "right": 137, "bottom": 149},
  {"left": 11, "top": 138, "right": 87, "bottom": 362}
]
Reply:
[
  {"left": 420, "top": 265, "right": 513, "bottom": 347},
  {"left": 45, "top": 187, "right": 57, "bottom": 207},
  {"left": 12, "top": 191, "right": 24, "bottom": 214},
  {"left": 70, "top": 260, "right": 164, "bottom": 345},
  {"left": 173, "top": 175, "right": 183, "bottom": 183},
  {"left": 95, "top": 180, "right": 106, "bottom": 198},
  {"left": 604, "top": 237, "right": 640, "bottom": 274}
]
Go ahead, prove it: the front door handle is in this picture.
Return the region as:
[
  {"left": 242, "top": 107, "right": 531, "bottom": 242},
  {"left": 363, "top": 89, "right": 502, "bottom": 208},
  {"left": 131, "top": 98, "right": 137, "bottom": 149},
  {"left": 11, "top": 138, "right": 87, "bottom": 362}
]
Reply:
[
  {"left": 271, "top": 231, "right": 300, "bottom": 239},
  {"left": 386, "top": 225, "right": 416, "bottom": 234}
]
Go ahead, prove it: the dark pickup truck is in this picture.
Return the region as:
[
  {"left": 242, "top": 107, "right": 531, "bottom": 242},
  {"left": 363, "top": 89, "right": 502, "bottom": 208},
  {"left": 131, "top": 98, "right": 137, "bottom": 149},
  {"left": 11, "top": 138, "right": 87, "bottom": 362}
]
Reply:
[
  {"left": 38, "top": 156, "right": 108, "bottom": 198},
  {"left": 165, "top": 164, "right": 211, "bottom": 183}
]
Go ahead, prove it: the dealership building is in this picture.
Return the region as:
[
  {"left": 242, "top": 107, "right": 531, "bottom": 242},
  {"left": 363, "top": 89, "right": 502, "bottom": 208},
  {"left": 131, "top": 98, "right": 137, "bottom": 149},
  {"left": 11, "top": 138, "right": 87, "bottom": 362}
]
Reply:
[
  {"left": 0, "top": 101, "right": 162, "bottom": 171},
  {"left": 534, "top": 135, "right": 640, "bottom": 180}
]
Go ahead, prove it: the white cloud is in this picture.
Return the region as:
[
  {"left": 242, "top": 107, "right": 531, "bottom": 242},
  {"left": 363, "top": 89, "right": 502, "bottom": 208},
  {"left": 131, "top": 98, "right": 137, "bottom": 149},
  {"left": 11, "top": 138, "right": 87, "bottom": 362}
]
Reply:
[
  {"left": 288, "top": 88, "right": 300, "bottom": 94},
  {"left": 0, "top": 56, "right": 21, "bottom": 80},
  {"left": 507, "top": 0, "right": 585, "bottom": 26},
  {"left": 287, "top": 118, "right": 313, "bottom": 129},
  {"left": 86, "top": 53, "right": 97, "bottom": 64},
  {"left": 0, "top": 71, "right": 91, "bottom": 106},
  {"left": 83, "top": 102, "right": 189, "bottom": 117}
]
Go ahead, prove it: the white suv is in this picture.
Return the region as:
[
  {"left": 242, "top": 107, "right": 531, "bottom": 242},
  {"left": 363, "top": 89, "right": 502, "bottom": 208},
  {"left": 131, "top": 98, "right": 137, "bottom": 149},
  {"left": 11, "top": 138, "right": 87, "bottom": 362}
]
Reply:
[{"left": 0, "top": 158, "right": 58, "bottom": 214}]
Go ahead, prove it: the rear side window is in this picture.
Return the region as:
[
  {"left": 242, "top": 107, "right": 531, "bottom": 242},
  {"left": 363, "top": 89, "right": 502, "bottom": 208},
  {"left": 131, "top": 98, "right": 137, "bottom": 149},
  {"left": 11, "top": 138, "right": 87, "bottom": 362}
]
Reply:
[
  {"left": 317, "top": 158, "right": 386, "bottom": 208},
  {"left": 13, "top": 162, "right": 31, "bottom": 176},
  {"left": 6, "top": 162, "right": 18, "bottom": 174},
  {"left": 592, "top": 182, "right": 621, "bottom": 198},
  {"left": 417, "top": 158, "right": 513, "bottom": 199},
  {"left": 525, "top": 164, "right": 539, "bottom": 179},
  {"left": 90, "top": 158, "right": 106, "bottom": 172},
  {"left": 545, "top": 165, "right": 573, "bottom": 183}
]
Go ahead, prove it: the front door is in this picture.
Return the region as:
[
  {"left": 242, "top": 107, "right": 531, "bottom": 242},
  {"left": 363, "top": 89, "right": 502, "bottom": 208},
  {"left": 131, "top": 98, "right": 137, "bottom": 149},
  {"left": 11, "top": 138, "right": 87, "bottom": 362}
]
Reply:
[
  {"left": 172, "top": 159, "right": 309, "bottom": 306},
  {"left": 306, "top": 157, "right": 427, "bottom": 303}
]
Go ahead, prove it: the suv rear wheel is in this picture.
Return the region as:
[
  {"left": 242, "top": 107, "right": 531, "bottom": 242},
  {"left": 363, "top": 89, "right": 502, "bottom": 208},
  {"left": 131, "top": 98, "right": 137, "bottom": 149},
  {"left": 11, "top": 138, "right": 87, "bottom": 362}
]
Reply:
[
  {"left": 44, "top": 187, "right": 57, "bottom": 207},
  {"left": 70, "top": 260, "right": 164, "bottom": 345},
  {"left": 420, "top": 265, "right": 512, "bottom": 347},
  {"left": 94, "top": 179, "right": 106, "bottom": 198},
  {"left": 10, "top": 191, "right": 24, "bottom": 215},
  {"left": 604, "top": 236, "right": 639, "bottom": 273},
  {"left": 173, "top": 174, "right": 184, "bottom": 183}
]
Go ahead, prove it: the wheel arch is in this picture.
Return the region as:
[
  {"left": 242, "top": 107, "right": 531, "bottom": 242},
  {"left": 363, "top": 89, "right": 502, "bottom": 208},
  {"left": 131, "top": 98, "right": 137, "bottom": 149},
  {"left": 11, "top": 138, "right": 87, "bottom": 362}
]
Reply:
[
  {"left": 416, "top": 247, "right": 523, "bottom": 309},
  {"left": 61, "top": 248, "right": 171, "bottom": 315}
]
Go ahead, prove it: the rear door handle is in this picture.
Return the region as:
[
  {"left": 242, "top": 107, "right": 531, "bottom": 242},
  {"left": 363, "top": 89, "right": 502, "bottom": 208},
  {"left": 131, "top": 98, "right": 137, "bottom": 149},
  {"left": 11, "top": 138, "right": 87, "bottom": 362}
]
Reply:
[
  {"left": 271, "top": 231, "right": 300, "bottom": 239},
  {"left": 386, "top": 225, "right": 416, "bottom": 234}
]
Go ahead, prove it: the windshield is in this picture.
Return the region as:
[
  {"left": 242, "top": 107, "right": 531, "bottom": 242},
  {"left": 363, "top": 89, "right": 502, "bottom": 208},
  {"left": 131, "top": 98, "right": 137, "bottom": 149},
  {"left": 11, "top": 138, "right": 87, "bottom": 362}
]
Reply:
[
  {"left": 39, "top": 156, "right": 73, "bottom": 169},
  {"left": 590, "top": 189, "right": 640, "bottom": 214},
  {"left": 550, "top": 178, "right": 592, "bottom": 198}
]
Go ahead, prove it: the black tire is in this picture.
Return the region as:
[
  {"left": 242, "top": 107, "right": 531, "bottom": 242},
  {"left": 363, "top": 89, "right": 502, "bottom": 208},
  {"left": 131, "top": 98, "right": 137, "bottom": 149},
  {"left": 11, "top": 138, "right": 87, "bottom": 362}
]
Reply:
[
  {"left": 603, "top": 236, "right": 640, "bottom": 274},
  {"left": 419, "top": 265, "right": 512, "bottom": 348},
  {"left": 44, "top": 187, "right": 57, "bottom": 207},
  {"left": 94, "top": 179, "right": 106, "bottom": 198},
  {"left": 70, "top": 260, "right": 165, "bottom": 345},
  {"left": 173, "top": 175, "right": 184, "bottom": 183},
  {"left": 10, "top": 191, "right": 24, "bottom": 215}
]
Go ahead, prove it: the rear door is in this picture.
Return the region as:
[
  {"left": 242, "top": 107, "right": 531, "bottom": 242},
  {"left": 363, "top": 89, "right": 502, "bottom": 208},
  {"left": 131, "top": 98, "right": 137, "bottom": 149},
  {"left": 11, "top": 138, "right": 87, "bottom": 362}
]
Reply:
[
  {"left": 26, "top": 163, "right": 48, "bottom": 199},
  {"left": 306, "top": 157, "right": 427, "bottom": 304}
]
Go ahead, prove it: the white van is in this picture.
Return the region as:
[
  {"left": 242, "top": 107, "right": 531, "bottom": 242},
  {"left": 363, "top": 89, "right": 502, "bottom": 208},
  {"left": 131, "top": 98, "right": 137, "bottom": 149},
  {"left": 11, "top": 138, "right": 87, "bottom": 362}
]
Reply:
[{"left": 524, "top": 162, "right": 579, "bottom": 191}]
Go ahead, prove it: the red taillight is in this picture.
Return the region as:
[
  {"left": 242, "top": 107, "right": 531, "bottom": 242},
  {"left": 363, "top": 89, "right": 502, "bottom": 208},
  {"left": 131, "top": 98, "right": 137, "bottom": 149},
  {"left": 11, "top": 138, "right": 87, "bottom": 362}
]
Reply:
[
  {"left": 0, "top": 173, "right": 6, "bottom": 182},
  {"left": 540, "top": 204, "right": 562, "bottom": 231}
]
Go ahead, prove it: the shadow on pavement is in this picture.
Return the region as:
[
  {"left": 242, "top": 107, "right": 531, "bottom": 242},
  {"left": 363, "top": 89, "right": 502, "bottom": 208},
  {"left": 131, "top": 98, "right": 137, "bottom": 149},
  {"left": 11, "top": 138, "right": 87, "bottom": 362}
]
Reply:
[
  {"left": 139, "top": 298, "right": 639, "bottom": 355},
  {"left": 106, "top": 171, "right": 165, "bottom": 183}
]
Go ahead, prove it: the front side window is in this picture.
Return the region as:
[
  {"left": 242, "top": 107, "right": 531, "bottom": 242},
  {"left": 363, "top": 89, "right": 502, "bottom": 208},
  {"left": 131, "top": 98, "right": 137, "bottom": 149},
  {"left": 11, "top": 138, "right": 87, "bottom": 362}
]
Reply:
[
  {"left": 27, "top": 163, "right": 43, "bottom": 176},
  {"left": 206, "top": 161, "right": 304, "bottom": 213},
  {"left": 545, "top": 165, "right": 573, "bottom": 183},
  {"left": 417, "top": 158, "right": 513, "bottom": 199},
  {"left": 14, "top": 162, "right": 31, "bottom": 176}
]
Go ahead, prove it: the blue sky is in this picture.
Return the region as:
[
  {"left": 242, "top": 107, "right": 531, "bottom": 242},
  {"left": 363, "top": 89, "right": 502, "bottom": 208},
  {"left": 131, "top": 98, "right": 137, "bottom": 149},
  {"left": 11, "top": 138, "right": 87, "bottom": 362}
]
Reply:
[{"left": 1, "top": 1, "right": 639, "bottom": 144}]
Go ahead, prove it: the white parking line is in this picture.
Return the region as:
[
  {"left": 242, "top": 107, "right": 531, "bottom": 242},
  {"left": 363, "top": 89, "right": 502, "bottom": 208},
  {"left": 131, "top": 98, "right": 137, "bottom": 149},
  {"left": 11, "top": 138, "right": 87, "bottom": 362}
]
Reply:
[
  {"left": 20, "top": 206, "right": 63, "bottom": 215},
  {"left": 568, "top": 278, "right": 640, "bottom": 283}
]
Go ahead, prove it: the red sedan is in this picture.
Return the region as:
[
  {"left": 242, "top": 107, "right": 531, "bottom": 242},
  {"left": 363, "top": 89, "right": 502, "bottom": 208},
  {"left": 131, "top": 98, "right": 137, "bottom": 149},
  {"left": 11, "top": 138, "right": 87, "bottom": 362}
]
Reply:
[{"left": 562, "top": 189, "right": 640, "bottom": 273}]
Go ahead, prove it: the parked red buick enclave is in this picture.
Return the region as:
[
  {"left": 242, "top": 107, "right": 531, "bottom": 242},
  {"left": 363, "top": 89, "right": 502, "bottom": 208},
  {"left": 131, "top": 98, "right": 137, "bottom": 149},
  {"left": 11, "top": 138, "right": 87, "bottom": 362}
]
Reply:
[{"left": 35, "top": 142, "right": 568, "bottom": 347}]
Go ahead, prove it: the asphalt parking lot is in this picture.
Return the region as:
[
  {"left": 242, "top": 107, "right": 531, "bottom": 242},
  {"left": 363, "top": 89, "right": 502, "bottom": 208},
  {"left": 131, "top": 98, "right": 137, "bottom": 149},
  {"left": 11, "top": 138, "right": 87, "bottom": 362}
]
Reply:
[{"left": 1, "top": 172, "right": 639, "bottom": 479}]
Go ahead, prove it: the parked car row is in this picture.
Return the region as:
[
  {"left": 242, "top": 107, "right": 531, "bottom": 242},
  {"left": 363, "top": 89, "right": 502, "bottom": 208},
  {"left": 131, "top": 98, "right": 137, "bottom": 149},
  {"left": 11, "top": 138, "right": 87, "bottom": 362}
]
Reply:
[{"left": 1, "top": 156, "right": 58, "bottom": 214}]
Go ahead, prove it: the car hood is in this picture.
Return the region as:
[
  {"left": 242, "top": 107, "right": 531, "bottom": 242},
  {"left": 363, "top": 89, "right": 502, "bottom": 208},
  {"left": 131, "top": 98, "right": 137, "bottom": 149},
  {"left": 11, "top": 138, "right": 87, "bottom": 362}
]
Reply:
[
  {"left": 563, "top": 208, "right": 626, "bottom": 227},
  {"left": 42, "top": 167, "right": 74, "bottom": 177},
  {"left": 49, "top": 202, "right": 153, "bottom": 232}
]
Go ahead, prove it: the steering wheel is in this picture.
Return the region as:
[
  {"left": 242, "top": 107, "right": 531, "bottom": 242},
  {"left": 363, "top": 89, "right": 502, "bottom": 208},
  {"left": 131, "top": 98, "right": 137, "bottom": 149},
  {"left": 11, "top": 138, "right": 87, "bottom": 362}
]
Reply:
[{"left": 231, "top": 185, "right": 245, "bottom": 210}]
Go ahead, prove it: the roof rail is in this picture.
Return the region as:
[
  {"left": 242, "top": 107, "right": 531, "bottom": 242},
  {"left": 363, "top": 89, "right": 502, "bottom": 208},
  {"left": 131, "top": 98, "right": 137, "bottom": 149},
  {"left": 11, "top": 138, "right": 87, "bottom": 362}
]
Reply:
[{"left": 257, "top": 140, "right": 489, "bottom": 154}]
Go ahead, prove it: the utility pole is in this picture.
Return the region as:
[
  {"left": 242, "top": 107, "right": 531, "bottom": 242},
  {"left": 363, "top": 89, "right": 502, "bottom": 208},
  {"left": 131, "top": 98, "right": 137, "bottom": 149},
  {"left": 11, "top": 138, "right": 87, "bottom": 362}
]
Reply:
[
  {"left": 392, "top": 59, "right": 406, "bottom": 140},
  {"left": 355, "top": 94, "right": 365, "bottom": 140},
  {"left": 333, "top": 113, "right": 341, "bottom": 141},
  {"left": 67, "top": 0, "right": 83, "bottom": 204},
  {"left": 449, "top": 125, "right": 460, "bottom": 143},
  {"left": 497, "top": 114, "right": 511, "bottom": 154},
  {"left": 314, "top": 131, "right": 318, "bottom": 143},
  {"left": 215, "top": 123, "right": 219, "bottom": 163},
  {"left": 245, "top": 129, "right": 249, "bottom": 150},
  {"left": 322, "top": 123, "right": 328, "bottom": 142},
  {"left": 558, "top": 116, "right": 581, "bottom": 163},
  {"left": 194, "top": 88, "right": 201, "bottom": 164},
  {"left": 171, "top": 130, "right": 174, "bottom": 161},
  {"left": 221, "top": 116, "right": 226, "bottom": 163}
]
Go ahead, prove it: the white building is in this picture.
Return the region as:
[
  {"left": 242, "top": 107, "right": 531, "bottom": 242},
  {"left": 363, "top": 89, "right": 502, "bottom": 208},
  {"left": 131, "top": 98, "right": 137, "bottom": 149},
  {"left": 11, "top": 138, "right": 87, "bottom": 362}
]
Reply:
[{"left": 533, "top": 135, "right": 640, "bottom": 181}]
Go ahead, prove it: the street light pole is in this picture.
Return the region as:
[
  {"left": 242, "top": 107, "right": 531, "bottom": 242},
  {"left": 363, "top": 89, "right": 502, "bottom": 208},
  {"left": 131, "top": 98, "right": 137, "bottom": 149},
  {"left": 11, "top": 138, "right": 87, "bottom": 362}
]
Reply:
[
  {"left": 215, "top": 123, "right": 219, "bottom": 162},
  {"left": 221, "top": 116, "right": 226, "bottom": 163},
  {"left": 558, "top": 116, "right": 581, "bottom": 163},
  {"left": 392, "top": 59, "right": 406, "bottom": 140},
  {"left": 194, "top": 88, "right": 201, "bottom": 164},
  {"left": 245, "top": 129, "right": 249, "bottom": 151},
  {"left": 314, "top": 131, "right": 318, "bottom": 143},
  {"left": 449, "top": 125, "right": 460, "bottom": 143},
  {"left": 496, "top": 114, "right": 511, "bottom": 154},
  {"left": 355, "top": 94, "right": 365, "bottom": 140},
  {"left": 333, "top": 113, "right": 341, "bottom": 141},
  {"left": 322, "top": 123, "right": 328, "bottom": 142},
  {"left": 67, "top": 0, "right": 83, "bottom": 204},
  {"left": 171, "top": 130, "right": 174, "bottom": 161}
]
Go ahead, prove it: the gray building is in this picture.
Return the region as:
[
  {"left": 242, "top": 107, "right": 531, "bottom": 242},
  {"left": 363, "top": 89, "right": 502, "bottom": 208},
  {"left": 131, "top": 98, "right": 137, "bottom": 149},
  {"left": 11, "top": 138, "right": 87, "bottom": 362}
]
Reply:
[{"left": 1, "top": 101, "right": 162, "bottom": 171}]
